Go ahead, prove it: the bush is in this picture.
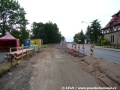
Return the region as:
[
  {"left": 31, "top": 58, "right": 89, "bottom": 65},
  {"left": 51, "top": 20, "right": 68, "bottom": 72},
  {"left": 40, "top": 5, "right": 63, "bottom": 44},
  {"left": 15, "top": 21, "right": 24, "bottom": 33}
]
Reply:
[
  {"left": 96, "top": 39, "right": 102, "bottom": 46},
  {"left": 96, "top": 43, "right": 101, "bottom": 46},
  {"left": 101, "top": 39, "right": 110, "bottom": 46}
]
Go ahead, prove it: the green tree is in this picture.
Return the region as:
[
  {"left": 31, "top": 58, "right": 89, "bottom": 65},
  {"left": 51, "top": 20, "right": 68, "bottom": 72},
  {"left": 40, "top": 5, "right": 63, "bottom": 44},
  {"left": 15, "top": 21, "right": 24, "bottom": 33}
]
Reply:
[
  {"left": 74, "top": 33, "right": 80, "bottom": 43},
  {"left": 85, "top": 26, "right": 91, "bottom": 43},
  {"left": 89, "top": 19, "right": 102, "bottom": 43},
  {"left": 10, "top": 29, "right": 29, "bottom": 44},
  {"left": 31, "top": 22, "right": 48, "bottom": 44},
  {"left": 74, "top": 30, "right": 85, "bottom": 44},
  {"left": 31, "top": 21, "right": 62, "bottom": 44},
  {"left": 79, "top": 30, "right": 85, "bottom": 44},
  {"left": 0, "top": 0, "right": 29, "bottom": 44}
]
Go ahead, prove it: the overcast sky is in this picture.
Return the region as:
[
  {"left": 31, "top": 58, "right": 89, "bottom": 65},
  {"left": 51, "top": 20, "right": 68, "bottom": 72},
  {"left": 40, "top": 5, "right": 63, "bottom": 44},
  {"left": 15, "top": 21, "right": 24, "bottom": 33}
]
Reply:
[{"left": 18, "top": 0, "right": 120, "bottom": 42}]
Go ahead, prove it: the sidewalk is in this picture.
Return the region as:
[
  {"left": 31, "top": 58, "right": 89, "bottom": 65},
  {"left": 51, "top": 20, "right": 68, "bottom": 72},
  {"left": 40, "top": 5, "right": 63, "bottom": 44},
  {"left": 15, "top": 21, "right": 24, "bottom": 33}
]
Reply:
[
  {"left": 95, "top": 46, "right": 120, "bottom": 52},
  {"left": 84, "top": 44, "right": 120, "bottom": 52}
]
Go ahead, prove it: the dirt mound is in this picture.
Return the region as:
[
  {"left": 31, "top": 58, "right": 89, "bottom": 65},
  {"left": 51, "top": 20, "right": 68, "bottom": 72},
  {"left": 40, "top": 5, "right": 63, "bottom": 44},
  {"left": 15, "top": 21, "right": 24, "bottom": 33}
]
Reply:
[{"left": 79, "top": 56, "right": 120, "bottom": 89}]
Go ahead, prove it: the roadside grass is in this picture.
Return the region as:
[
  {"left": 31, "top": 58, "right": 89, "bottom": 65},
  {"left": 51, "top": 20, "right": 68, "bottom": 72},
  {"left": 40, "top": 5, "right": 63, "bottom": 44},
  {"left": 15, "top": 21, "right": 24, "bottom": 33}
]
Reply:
[
  {"left": 0, "top": 61, "right": 18, "bottom": 75},
  {"left": 96, "top": 44, "right": 120, "bottom": 49}
]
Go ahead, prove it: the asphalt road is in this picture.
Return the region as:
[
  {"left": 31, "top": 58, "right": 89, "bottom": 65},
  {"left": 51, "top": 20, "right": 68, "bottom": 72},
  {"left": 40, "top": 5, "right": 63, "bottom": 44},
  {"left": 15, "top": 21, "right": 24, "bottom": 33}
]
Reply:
[
  {"left": 68, "top": 44, "right": 120, "bottom": 63},
  {"left": 84, "top": 45, "right": 120, "bottom": 63}
]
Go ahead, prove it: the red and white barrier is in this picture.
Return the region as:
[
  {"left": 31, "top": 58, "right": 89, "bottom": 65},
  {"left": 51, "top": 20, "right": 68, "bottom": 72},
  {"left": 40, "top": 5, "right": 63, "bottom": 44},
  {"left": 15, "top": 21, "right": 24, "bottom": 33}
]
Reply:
[
  {"left": 78, "top": 44, "right": 80, "bottom": 53},
  {"left": 67, "top": 43, "right": 96, "bottom": 57},
  {"left": 82, "top": 44, "right": 84, "bottom": 55},
  {"left": 90, "top": 44, "right": 94, "bottom": 56},
  {"left": 74, "top": 44, "right": 76, "bottom": 51}
]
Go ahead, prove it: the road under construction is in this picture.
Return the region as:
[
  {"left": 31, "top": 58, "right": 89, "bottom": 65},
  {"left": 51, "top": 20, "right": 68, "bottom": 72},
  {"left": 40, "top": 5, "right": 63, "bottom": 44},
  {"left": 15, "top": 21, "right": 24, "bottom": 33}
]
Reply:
[{"left": 0, "top": 44, "right": 120, "bottom": 90}]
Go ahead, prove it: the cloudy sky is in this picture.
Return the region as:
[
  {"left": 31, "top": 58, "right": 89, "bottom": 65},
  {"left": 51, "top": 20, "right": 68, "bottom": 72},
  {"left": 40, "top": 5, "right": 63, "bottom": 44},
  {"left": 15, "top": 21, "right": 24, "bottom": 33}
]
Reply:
[{"left": 18, "top": 0, "right": 120, "bottom": 41}]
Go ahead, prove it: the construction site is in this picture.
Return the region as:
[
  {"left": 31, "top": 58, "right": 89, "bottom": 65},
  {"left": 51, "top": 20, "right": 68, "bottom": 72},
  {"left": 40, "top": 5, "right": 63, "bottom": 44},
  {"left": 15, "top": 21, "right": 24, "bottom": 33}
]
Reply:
[{"left": 0, "top": 40, "right": 120, "bottom": 90}]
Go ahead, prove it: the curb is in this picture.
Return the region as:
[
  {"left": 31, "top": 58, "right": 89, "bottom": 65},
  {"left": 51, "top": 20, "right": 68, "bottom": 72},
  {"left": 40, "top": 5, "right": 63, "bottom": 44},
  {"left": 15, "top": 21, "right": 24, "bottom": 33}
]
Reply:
[{"left": 95, "top": 46, "right": 120, "bottom": 52}]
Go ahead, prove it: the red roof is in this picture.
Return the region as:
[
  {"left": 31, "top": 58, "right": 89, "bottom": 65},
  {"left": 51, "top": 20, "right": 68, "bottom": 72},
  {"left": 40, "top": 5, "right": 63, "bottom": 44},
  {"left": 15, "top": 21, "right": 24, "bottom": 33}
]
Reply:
[
  {"left": 102, "top": 10, "right": 120, "bottom": 30},
  {"left": 0, "top": 32, "right": 17, "bottom": 40}
]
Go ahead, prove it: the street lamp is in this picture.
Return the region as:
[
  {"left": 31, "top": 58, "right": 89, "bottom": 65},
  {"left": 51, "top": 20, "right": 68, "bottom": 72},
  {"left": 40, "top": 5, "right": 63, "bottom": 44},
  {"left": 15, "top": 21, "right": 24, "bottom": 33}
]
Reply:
[{"left": 82, "top": 21, "right": 91, "bottom": 44}]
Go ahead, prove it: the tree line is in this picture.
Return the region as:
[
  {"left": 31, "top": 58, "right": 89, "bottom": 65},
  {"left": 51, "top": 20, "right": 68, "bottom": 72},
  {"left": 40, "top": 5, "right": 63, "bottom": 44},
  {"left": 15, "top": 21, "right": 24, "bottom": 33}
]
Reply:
[
  {"left": 31, "top": 21, "right": 62, "bottom": 44},
  {"left": 74, "top": 19, "right": 103, "bottom": 44}
]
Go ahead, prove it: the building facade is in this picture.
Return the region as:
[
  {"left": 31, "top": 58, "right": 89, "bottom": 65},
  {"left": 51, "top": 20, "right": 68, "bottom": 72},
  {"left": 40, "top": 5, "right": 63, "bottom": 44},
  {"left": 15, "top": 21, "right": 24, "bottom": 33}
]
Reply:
[{"left": 102, "top": 10, "right": 120, "bottom": 44}]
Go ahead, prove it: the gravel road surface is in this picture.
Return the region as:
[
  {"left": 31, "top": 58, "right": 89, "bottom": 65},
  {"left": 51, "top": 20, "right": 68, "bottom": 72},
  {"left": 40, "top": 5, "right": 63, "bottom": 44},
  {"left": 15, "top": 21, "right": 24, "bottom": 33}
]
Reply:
[{"left": 0, "top": 45, "right": 100, "bottom": 90}]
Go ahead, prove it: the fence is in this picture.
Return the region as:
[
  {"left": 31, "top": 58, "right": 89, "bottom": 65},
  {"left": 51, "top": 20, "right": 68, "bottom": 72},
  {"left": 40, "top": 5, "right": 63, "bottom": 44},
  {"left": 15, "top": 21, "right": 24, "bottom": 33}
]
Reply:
[
  {"left": 10, "top": 46, "right": 34, "bottom": 60},
  {"left": 66, "top": 43, "right": 94, "bottom": 57}
]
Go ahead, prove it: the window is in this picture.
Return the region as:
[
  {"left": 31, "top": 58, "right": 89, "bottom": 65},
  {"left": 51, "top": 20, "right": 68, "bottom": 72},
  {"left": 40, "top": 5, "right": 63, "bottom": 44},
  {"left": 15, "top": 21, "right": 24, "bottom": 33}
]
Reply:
[
  {"left": 111, "top": 35, "right": 114, "bottom": 43},
  {"left": 113, "top": 35, "right": 114, "bottom": 42}
]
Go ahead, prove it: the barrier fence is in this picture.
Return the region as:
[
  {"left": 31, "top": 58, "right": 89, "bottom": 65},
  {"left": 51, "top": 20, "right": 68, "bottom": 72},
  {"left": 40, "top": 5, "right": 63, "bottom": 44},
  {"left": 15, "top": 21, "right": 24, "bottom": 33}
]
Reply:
[
  {"left": 82, "top": 44, "right": 85, "bottom": 56},
  {"left": 90, "top": 44, "right": 94, "bottom": 56},
  {"left": 65, "top": 43, "right": 94, "bottom": 57},
  {"left": 10, "top": 46, "right": 34, "bottom": 59},
  {"left": 4, "top": 46, "right": 34, "bottom": 66}
]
